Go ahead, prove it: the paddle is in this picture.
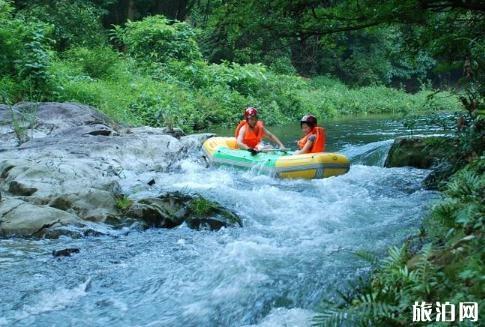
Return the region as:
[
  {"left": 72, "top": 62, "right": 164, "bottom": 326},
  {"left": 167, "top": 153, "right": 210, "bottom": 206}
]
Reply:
[
  {"left": 248, "top": 148, "right": 292, "bottom": 155},
  {"left": 260, "top": 148, "right": 291, "bottom": 153}
]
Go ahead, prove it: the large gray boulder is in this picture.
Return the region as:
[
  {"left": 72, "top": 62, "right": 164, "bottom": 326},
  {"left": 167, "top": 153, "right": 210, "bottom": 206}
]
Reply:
[{"left": 0, "top": 102, "right": 214, "bottom": 237}]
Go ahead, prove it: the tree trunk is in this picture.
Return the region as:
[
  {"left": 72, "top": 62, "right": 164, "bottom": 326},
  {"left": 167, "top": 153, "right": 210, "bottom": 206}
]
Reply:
[{"left": 127, "top": 0, "right": 135, "bottom": 20}]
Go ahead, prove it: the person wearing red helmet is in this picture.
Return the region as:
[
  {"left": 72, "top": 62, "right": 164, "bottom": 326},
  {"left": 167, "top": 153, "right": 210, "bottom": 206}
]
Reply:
[
  {"left": 294, "top": 114, "right": 326, "bottom": 155},
  {"left": 235, "top": 107, "right": 286, "bottom": 152}
]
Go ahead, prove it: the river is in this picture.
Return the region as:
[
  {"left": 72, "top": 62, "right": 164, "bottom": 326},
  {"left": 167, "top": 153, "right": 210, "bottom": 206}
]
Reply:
[{"left": 0, "top": 115, "right": 442, "bottom": 326}]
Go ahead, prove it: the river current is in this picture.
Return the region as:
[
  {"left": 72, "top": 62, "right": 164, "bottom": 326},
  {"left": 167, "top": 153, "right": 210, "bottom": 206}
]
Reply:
[{"left": 0, "top": 115, "right": 442, "bottom": 326}]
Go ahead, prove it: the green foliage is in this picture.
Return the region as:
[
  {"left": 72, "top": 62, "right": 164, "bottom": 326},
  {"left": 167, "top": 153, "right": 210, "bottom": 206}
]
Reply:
[
  {"left": 0, "top": 0, "right": 12, "bottom": 19},
  {"left": 0, "top": 0, "right": 465, "bottom": 133},
  {"left": 114, "top": 15, "right": 202, "bottom": 64},
  {"left": 20, "top": 0, "right": 105, "bottom": 51},
  {"left": 64, "top": 46, "right": 121, "bottom": 79},
  {"left": 300, "top": 76, "right": 459, "bottom": 118},
  {"left": 9, "top": 103, "right": 39, "bottom": 145},
  {"left": 16, "top": 24, "right": 54, "bottom": 95},
  {"left": 115, "top": 196, "right": 133, "bottom": 211},
  {"left": 49, "top": 56, "right": 142, "bottom": 124},
  {"left": 0, "top": 2, "right": 54, "bottom": 100},
  {"left": 314, "top": 159, "right": 485, "bottom": 326},
  {"left": 316, "top": 27, "right": 437, "bottom": 87},
  {"left": 46, "top": 50, "right": 459, "bottom": 132},
  {"left": 189, "top": 197, "right": 216, "bottom": 216}
]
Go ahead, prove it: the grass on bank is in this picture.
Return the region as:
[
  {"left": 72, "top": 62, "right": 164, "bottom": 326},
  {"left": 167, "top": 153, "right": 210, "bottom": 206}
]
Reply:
[{"left": 2, "top": 46, "right": 459, "bottom": 132}]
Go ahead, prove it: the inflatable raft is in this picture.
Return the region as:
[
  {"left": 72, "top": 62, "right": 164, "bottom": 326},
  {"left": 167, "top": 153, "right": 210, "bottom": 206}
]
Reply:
[{"left": 202, "top": 137, "right": 350, "bottom": 179}]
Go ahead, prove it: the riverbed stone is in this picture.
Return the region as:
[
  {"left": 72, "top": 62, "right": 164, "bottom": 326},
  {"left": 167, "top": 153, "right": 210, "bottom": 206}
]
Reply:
[
  {"left": 0, "top": 198, "right": 81, "bottom": 237},
  {"left": 8, "top": 181, "right": 37, "bottom": 196},
  {"left": 126, "top": 200, "right": 181, "bottom": 228},
  {"left": 0, "top": 102, "right": 214, "bottom": 237},
  {"left": 384, "top": 136, "right": 454, "bottom": 169},
  {"left": 126, "top": 192, "right": 242, "bottom": 231}
]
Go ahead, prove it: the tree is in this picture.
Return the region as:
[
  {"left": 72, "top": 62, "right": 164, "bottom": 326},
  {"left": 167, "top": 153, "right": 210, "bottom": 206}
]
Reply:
[{"left": 201, "top": 0, "right": 484, "bottom": 84}]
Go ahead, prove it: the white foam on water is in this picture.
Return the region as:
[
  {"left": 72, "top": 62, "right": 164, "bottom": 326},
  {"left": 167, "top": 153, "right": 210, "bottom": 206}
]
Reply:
[
  {"left": 243, "top": 307, "right": 314, "bottom": 327},
  {"left": 15, "top": 278, "right": 91, "bottom": 320},
  {"left": 1, "top": 139, "right": 440, "bottom": 327},
  {"left": 341, "top": 139, "right": 393, "bottom": 166}
]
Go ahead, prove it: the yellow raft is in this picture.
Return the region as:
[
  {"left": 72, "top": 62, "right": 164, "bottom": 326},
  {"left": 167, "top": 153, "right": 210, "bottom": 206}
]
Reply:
[{"left": 203, "top": 137, "right": 350, "bottom": 179}]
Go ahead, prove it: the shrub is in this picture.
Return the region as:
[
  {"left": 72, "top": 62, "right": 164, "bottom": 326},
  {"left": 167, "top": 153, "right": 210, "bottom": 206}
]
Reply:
[
  {"left": 64, "top": 46, "right": 121, "bottom": 79},
  {"left": 114, "top": 15, "right": 202, "bottom": 64},
  {"left": 20, "top": 0, "right": 105, "bottom": 51},
  {"left": 0, "top": 2, "right": 54, "bottom": 99}
]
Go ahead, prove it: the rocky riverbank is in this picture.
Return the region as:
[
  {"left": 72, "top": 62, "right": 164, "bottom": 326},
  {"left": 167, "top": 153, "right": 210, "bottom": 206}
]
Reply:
[
  {"left": 0, "top": 102, "right": 240, "bottom": 237},
  {"left": 1, "top": 102, "right": 455, "bottom": 238}
]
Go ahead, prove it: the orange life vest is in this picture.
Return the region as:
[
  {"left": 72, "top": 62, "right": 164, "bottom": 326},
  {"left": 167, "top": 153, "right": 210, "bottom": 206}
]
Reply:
[
  {"left": 235, "top": 120, "right": 265, "bottom": 148},
  {"left": 297, "top": 126, "right": 326, "bottom": 153}
]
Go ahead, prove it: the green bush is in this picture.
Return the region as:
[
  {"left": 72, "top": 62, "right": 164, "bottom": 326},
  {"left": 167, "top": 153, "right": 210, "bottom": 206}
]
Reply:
[
  {"left": 50, "top": 58, "right": 139, "bottom": 124},
  {"left": 299, "top": 75, "right": 460, "bottom": 118},
  {"left": 48, "top": 49, "right": 460, "bottom": 132},
  {"left": 268, "top": 56, "right": 297, "bottom": 75},
  {"left": 64, "top": 46, "right": 121, "bottom": 79},
  {"left": 1, "top": 4, "right": 460, "bottom": 130},
  {"left": 0, "top": 1, "right": 54, "bottom": 99},
  {"left": 114, "top": 15, "right": 203, "bottom": 64},
  {"left": 20, "top": 0, "right": 105, "bottom": 51}
]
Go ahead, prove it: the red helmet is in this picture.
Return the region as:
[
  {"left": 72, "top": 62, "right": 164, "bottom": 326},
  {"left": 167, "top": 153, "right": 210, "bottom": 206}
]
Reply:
[
  {"left": 244, "top": 107, "right": 258, "bottom": 120},
  {"left": 300, "top": 114, "right": 317, "bottom": 128}
]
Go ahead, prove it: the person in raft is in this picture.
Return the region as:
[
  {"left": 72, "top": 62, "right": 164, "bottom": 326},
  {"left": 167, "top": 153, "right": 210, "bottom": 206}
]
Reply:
[
  {"left": 293, "top": 114, "right": 326, "bottom": 155},
  {"left": 235, "top": 107, "right": 286, "bottom": 152}
]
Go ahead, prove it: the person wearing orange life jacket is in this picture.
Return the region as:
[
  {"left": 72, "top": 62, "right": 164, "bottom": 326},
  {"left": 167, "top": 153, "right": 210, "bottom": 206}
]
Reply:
[
  {"left": 235, "top": 107, "right": 286, "bottom": 152},
  {"left": 294, "top": 114, "right": 326, "bottom": 155}
]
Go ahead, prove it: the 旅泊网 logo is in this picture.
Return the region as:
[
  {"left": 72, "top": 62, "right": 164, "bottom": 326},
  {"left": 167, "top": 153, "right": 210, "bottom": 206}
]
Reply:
[{"left": 412, "top": 301, "right": 478, "bottom": 322}]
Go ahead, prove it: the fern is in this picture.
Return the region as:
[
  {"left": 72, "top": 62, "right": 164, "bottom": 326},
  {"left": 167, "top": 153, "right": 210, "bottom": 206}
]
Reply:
[
  {"left": 354, "top": 250, "right": 379, "bottom": 266},
  {"left": 312, "top": 308, "right": 348, "bottom": 327},
  {"left": 446, "top": 170, "right": 483, "bottom": 200}
]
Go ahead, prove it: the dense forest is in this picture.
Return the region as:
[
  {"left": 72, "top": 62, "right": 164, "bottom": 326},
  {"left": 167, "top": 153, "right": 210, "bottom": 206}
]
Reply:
[
  {"left": 1, "top": 0, "right": 483, "bottom": 325},
  {"left": 3, "top": 0, "right": 481, "bottom": 131}
]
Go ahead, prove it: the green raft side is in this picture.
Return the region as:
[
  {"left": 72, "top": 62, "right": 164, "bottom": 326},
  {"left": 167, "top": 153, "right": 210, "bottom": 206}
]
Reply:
[{"left": 210, "top": 147, "right": 291, "bottom": 172}]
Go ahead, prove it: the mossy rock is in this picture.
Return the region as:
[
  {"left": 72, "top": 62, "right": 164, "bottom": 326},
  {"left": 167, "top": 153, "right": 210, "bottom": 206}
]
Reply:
[
  {"left": 185, "top": 196, "right": 242, "bottom": 230},
  {"left": 125, "top": 192, "right": 242, "bottom": 231},
  {"left": 384, "top": 136, "right": 455, "bottom": 169}
]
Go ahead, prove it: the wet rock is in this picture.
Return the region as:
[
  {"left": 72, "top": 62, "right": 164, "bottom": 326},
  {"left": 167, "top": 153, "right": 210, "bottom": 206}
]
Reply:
[
  {"left": 180, "top": 133, "right": 215, "bottom": 150},
  {"left": 422, "top": 161, "right": 457, "bottom": 190},
  {"left": 0, "top": 198, "right": 81, "bottom": 237},
  {"left": 8, "top": 181, "right": 37, "bottom": 196},
  {"left": 48, "top": 189, "right": 118, "bottom": 222},
  {"left": 384, "top": 136, "right": 454, "bottom": 169},
  {"left": 184, "top": 196, "right": 242, "bottom": 230},
  {"left": 49, "top": 196, "right": 73, "bottom": 211},
  {"left": 0, "top": 102, "right": 223, "bottom": 238},
  {"left": 126, "top": 199, "right": 182, "bottom": 228},
  {"left": 52, "top": 248, "right": 80, "bottom": 257},
  {"left": 127, "top": 192, "right": 242, "bottom": 231}
]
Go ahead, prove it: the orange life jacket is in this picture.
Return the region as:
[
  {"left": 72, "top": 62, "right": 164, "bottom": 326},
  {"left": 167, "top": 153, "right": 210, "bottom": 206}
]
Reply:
[
  {"left": 235, "top": 120, "right": 265, "bottom": 148},
  {"left": 297, "top": 126, "right": 326, "bottom": 153}
]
